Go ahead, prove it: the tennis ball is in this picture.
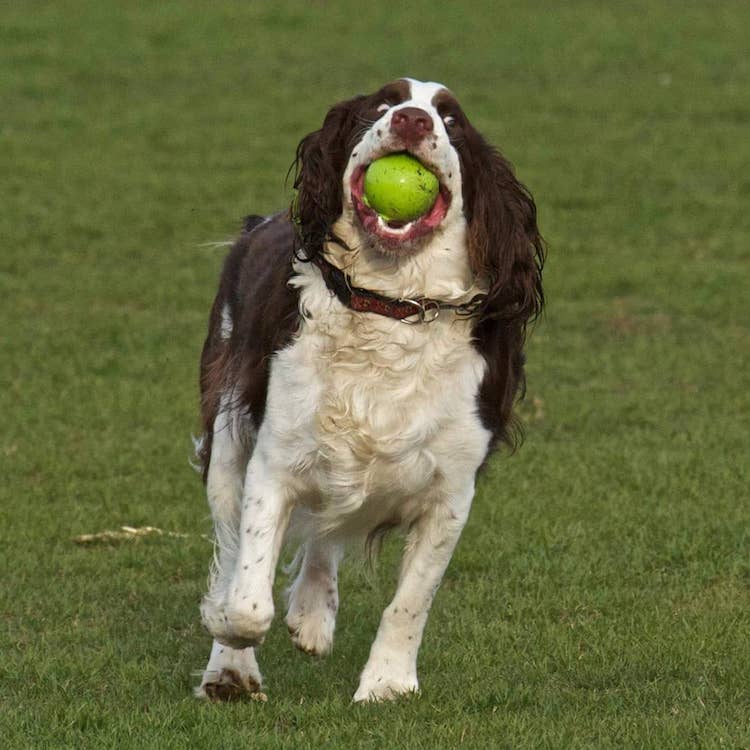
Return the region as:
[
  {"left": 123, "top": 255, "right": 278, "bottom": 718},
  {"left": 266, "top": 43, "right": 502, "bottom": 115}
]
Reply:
[{"left": 363, "top": 154, "right": 439, "bottom": 222}]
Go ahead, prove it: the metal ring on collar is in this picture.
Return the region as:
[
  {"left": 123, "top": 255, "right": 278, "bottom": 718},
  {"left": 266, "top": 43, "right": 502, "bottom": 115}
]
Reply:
[{"left": 398, "top": 298, "right": 441, "bottom": 324}]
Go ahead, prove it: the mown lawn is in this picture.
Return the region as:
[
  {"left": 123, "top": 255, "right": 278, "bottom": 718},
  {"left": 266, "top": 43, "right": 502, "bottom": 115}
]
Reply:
[{"left": 1, "top": 1, "right": 748, "bottom": 747}]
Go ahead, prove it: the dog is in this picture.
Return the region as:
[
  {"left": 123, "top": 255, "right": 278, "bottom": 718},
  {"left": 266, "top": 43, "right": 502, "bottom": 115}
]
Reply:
[{"left": 194, "top": 77, "right": 544, "bottom": 702}]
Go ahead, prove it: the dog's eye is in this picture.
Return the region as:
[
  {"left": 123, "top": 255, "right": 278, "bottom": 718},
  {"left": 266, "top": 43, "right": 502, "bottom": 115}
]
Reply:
[
  {"left": 376, "top": 102, "right": 392, "bottom": 113},
  {"left": 443, "top": 114, "right": 456, "bottom": 128}
]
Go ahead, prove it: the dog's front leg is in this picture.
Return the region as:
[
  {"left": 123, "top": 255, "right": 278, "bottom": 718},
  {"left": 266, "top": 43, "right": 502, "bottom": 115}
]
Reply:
[
  {"left": 198, "top": 401, "right": 265, "bottom": 698},
  {"left": 353, "top": 487, "right": 474, "bottom": 702},
  {"left": 214, "top": 447, "right": 294, "bottom": 649}
]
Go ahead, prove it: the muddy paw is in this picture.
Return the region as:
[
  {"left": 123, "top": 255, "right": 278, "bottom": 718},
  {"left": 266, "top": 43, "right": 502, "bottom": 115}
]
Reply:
[{"left": 196, "top": 668, "right": 267, "bottom": 703}]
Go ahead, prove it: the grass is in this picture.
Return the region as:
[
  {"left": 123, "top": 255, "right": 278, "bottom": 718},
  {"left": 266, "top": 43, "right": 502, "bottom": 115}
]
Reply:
[{"left": 1, "top": 0, "right": 749, "bottom": 747}]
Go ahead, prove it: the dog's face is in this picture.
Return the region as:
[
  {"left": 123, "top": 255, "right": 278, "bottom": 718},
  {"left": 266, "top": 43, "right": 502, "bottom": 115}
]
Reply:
[
  {"left": 293, "top": 78, "right": 544, "bottom": 321},
  {"left": 344, "top": 78, "right": 463, "bottom": 247}
]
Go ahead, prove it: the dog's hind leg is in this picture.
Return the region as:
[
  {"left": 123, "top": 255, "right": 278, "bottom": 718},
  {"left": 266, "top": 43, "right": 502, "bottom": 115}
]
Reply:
[{"left": 285, "top": 538, "right": 343, "bottom": 656}]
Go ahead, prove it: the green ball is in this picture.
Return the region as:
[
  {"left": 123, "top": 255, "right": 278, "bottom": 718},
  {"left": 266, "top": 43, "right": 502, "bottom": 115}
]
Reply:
[{"left": 363, "top": 154, "right": 439, "bottom": 222}]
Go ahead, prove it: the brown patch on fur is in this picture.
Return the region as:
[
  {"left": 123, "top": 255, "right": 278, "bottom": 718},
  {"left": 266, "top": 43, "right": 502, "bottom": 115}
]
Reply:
[
  {"left": 198, "top": 215, "right": 301, "bottom": 480},
  {"left": 456, "top": 125, "right": 545, "bottom": 454}
]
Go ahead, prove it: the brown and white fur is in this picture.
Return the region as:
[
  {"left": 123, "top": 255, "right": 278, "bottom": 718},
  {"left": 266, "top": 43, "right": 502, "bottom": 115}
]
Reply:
[{"left": 194, "top": 78, "right": 544, "bottom": 702}]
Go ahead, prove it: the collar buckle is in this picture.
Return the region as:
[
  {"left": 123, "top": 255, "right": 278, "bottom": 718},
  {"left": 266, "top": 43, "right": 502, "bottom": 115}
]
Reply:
[{"left": 398, "top": 298, "right": 441, "bottom": 324}]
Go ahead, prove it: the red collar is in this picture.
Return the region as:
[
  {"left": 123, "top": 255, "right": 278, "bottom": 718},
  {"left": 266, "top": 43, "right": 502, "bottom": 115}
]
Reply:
[{"left": 312, "top": 256, "right": 486, "bottom": 324}]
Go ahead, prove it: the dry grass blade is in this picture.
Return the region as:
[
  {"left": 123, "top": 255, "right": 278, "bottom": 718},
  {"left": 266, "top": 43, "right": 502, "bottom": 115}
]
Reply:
[{"left": 72, "top": 525, "right": 191, "bottom": 546}]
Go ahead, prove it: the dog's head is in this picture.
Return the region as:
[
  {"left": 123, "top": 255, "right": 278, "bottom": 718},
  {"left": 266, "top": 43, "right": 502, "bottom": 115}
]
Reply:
[{"left": 292, "top": 78, "right": 544, "bottom": 322}]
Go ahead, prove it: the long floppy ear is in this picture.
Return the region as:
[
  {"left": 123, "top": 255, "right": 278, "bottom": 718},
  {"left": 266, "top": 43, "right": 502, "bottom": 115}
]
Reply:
[
  {"left": 290, "top": 95, "right": 367, "bottom": 259},
  {"left": 464, "top": 134, "right": 545, "bottom": 327}
]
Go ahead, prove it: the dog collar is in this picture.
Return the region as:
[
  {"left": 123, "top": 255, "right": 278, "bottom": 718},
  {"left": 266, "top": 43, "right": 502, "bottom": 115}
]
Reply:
[{"left": 312, "top": 256, "right": 486, "bottom": 324}]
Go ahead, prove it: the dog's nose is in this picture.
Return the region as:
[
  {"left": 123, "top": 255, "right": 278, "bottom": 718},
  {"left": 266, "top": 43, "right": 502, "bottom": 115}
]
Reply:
[{"left": 390, "top": 107, "right": 434, "bottom": 143}]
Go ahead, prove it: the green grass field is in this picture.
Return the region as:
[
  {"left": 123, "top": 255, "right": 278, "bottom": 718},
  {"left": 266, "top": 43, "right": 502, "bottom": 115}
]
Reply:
[{"left": 2, "top": 1, "right": 749, "bottom": 747}]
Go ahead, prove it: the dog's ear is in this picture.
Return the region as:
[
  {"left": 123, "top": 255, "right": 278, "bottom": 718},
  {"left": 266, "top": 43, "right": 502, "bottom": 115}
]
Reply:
[
  {"left": 290, "top": 95, "right": 367, "bottom": 257},
  {"left": 462, "top": 132, "right": 545, "bottom": 326}
]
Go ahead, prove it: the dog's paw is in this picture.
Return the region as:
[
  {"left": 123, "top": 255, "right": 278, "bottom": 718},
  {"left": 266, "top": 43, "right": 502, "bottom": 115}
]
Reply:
[
  {"left": 353, "top": 657, "right": 419, "bottom": 703},
  {"left": 286, "top": 566, "right": 339, "bottom": 656},
  {"left": 195, "top": 641, "right": 265, "bottom": 702},
  {"left": 286, "top": 607, "right": 336, "bottom": 656},
  {"left": 285, "top": 581, "right": 337, "bottom": 656},
  {"left": 195, "top": 668, "right": 267, "bottom": 702},
  {"left": 353, "top": 674, "right": 419, "bottom": 703}
]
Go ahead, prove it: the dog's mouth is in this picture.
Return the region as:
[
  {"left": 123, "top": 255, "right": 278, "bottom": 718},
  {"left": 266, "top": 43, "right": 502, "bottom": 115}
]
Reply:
[{"left": 350, "top": 156, "right": 451, "bottom": 246}]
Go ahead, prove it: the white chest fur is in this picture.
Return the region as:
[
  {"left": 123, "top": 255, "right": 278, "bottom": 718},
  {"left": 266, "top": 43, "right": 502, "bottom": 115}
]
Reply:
[{"left": 261, "top": 263, "right": 491, "bottom": 536}]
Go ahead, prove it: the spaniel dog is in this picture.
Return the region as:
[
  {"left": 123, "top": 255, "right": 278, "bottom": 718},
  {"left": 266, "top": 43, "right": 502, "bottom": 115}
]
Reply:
[{"left": 194, "top": 78, "right": 544, "bottom": 702}]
